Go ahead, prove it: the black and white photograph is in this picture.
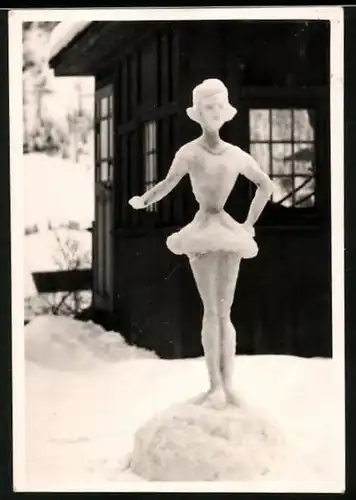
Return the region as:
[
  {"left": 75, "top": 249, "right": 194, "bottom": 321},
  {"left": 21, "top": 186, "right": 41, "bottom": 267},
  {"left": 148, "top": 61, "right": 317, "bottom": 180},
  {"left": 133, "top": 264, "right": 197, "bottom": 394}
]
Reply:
[{"left": 10, "top": 7, "right": 345, "bottom": 493}]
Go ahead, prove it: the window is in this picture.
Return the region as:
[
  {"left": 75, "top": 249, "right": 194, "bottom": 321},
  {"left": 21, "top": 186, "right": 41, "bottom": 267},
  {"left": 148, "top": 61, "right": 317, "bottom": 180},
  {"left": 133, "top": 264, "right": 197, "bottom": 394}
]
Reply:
[
  {"left": 96, "top": 90, "right": 114, "bottom": 183},
  {"left": 249, "top": 109, "right": 315, "bottom": 208},
  {"left": 143, "top": 121, "right": 158, "bottom": 212}
]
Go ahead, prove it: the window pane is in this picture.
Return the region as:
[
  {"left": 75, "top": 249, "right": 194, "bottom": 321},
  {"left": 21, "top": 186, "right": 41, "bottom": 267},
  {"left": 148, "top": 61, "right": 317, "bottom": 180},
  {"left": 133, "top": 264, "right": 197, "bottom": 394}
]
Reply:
[
  {"left": 144, "top": 124, "right": 148, "bottom": 152},
  {"left": 272, "top": 177, "right": 294, "bottom": 207},
  {"left": 149, "top": 155, "right": 153, "bottom": 183},
  {"left": 147, "top": 203, "right": 157, "bottom": 213},
  {"left": 108, "top": 162, "right": 114, "bottom": 182},
  {"left": 296, "top": 193, "right": 315, "bottom": 207},
  {"left": 249, "top": 110, "right": 270, "bottom": 141},
  {"left": 144, "top": 122, "right": 151, "bottom": 152},
  {"left": 95, "top": 100, "right": 100, "bottom": 119},
  {"left": 145, "top": 156, "right": 149, "bottom": 183},
  {"left": 271, "top": 109, "right": 292, "bottom": 140},
  {"left": 250, "top": 143, "right": 270, "bottom": 174},
  {"left": 145, "top": 153, "right": 157, "bottom": 184},
  {"left": 101, "top": 96, "right": 108, "bottom": 118},
  {"left": 144, "top": 123, "right": 157, "bottom": 176},
  {"left": 100, "top": 119, "right": 108, "bottom": 159},
  {"left": 145, "top": 154, "right": 151, "bottom": 183},
  {"left": 295, "top": 176, "right": 315, "bottom": 207},
  {"left": 293, "top": 109, "right": 314, "bottom": 141},
  {"left": 109, "top": 95, "right": 113, "bottom": 115},
  {"left": 272, "top": 143, "right": 293, "bottom": 175},
  {"left": 152, "top": 153, "right": 157, "bottom": 182},
  {"left": 294, "top": 143, "right": 315, "bottom": 174},
  {"left": 96, "top": 130, "right": 100, "bottom": 159},
  {"left": 109, "top": 118, "right": 114, "bottom": 158},
  {"left": 144, "top": 121, "right": 158, "bottom": 210},
  {"left": 151, "top": 122, "right": 156, "bottom": 151},
  {"left": 100, "top": 161, "right": 109, "bottom": 182},
  {"left": 148, "top": 123, "right": 153, "bottom": 151},
  {"left": 144, "top": 121, "right": 157, "bottom": 153}
]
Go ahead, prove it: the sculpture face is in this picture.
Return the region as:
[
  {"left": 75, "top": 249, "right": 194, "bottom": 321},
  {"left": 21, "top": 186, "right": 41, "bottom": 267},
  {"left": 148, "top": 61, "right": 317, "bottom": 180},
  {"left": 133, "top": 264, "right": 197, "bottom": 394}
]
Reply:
[{"left": 198, "top": 93, "right": 227, "bottom": 132}]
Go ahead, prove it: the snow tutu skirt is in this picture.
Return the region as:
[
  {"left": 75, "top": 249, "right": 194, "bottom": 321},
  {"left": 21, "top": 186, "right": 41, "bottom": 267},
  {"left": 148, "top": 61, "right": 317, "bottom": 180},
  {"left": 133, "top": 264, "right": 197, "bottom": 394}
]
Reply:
[{"left": 166, "top": 209, "right": 258, "bottom": 259}]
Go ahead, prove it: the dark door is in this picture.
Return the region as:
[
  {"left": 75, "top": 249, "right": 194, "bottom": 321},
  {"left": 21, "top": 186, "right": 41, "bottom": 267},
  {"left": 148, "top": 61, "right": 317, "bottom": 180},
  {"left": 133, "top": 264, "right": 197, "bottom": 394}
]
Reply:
[{"left": 93, "top": 84, "right": 115, "bottom": 311}]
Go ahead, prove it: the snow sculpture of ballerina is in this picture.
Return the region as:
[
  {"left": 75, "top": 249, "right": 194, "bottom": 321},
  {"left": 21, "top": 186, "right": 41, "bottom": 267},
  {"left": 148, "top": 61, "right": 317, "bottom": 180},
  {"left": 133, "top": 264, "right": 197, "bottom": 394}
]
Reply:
[{"left": 129, "top": 79, "right": 274, "bottom": 409}]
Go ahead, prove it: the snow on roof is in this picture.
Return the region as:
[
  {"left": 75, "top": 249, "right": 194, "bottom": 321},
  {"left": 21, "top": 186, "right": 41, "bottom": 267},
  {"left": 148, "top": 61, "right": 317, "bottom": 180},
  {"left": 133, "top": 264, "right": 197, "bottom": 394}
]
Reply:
[{"left": 49, "top": 21, "right": 92, "bottom": 61}]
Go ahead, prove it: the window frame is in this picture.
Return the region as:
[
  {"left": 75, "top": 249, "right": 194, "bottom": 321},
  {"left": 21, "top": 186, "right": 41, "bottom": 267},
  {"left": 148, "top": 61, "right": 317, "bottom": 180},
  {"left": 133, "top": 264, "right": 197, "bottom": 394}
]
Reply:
[
  {"left": 143, "top": 120, "right": 159, "bottom": 213},
  {"left": 249, "top": 107, "right": 316, "bottom": 209},
  {"left": 237, "top": 86, "right": 329, "bottom": 227},
  {"left": 95, "top": 85, "right": 114, "bottom": 186}
]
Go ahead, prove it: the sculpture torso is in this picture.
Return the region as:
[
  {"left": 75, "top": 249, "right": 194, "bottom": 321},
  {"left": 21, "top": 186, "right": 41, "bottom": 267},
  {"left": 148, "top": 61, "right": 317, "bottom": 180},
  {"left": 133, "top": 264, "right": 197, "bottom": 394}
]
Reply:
[
  {"left": 165, "top": 138, "right": 258, "bottom": 257},
  {"left": 183, "top": 140, "right": 243, "bottom": 213}
]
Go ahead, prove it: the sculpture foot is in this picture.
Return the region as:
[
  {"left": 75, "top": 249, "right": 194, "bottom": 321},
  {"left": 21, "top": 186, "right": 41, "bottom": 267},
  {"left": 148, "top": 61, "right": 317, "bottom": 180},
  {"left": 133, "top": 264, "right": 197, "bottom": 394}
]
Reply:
[
  {"left": 189, "top": 391, "right": 211, "bottom": 405},
  {"left": 190, "top": 386, "right": 228, "bottom": 410},
  {"left": 224, "top": 387, "right": 244, "bottom": 408},
  {"left": 202, "top": 386, "right": 228, "bottom": 410}
]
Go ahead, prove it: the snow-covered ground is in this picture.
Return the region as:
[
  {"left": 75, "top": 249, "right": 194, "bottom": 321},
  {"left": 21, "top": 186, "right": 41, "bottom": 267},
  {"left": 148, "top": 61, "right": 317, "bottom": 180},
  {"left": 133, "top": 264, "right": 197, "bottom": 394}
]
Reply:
[
  {"left": 19, "top": 316, "right": 345, "bottom": 492},
  {"left": 24, "top": 152, "right": 94, "bottom": 232},
  {"left": 23, "top": 152, "right": 93, "bottom": 304}
]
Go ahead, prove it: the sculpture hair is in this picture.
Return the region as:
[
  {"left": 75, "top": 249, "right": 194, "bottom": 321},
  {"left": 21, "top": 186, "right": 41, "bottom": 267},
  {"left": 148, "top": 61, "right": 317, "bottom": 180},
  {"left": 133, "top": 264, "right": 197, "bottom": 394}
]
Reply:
[{"left": 186, "top": 78, "right": 237, "bottom": 124}]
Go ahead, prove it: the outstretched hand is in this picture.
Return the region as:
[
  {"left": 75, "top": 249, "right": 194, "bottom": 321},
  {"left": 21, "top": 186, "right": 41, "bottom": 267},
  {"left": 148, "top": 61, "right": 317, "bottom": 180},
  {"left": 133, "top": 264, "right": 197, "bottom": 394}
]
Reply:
[{"left": 129, "top": 196, "right": 146, "bottom": 210}]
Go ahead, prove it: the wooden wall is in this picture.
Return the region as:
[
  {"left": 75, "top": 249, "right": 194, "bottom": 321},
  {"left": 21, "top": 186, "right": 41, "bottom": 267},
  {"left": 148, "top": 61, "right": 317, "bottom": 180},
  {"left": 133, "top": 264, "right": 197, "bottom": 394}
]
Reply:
[{"left": 113, "top": 229, "right": 183, "bottom": 358}]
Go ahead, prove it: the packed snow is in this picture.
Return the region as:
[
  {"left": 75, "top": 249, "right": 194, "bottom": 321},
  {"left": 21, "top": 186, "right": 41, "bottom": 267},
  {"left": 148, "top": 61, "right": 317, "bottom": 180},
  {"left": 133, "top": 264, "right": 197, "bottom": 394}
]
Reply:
[
  {"left": 130, "top": 398, "right": 286, "bottom": 482},
  {"left": 22, "top": 315, "right": 344, "bottom": 492}
]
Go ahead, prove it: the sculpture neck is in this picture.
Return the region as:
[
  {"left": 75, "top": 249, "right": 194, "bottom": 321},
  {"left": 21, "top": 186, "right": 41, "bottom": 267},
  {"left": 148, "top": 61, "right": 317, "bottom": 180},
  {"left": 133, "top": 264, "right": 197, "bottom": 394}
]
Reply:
[{"left": 201, "top": 129, "right": 221, "bottom": 148}]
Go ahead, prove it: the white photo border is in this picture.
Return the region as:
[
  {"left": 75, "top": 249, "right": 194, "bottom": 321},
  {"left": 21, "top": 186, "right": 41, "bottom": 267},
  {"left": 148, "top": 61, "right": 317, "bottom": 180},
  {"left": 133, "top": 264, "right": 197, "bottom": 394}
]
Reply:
[{"left": 9, "top": 6, "right": 345, "bottom": 493}]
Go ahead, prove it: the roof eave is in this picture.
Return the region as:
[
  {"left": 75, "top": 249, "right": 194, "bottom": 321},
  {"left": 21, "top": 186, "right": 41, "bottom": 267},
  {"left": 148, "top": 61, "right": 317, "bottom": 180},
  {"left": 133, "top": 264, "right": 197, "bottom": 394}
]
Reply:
[{"left": 48, "top": 21, "right": 93, "bottom": 63}]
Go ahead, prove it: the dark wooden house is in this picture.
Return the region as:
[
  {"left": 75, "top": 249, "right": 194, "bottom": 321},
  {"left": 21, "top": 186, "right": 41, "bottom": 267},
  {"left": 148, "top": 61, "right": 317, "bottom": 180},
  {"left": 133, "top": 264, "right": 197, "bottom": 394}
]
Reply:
[{"left": 49, "top": 20, "right": 332, "bottom": 359}]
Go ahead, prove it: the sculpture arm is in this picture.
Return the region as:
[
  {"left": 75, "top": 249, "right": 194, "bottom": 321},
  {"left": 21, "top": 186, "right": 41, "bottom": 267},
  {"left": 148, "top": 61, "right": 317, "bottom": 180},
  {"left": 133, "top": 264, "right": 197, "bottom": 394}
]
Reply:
[
  {"left": 241, "top": 153, "right": 274, "bottom": 227},
  {"left": 130, "top": 149, "right": 189, "bottom": 209}
]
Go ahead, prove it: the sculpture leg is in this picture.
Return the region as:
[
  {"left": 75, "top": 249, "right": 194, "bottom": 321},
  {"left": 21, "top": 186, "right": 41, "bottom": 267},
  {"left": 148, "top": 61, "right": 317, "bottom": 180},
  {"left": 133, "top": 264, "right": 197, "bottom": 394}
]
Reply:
[
  {"left": 189, "top": 252, "right": 227, "bottom": 409},
  {"left": 217, "top": 251, "right": 242, "bottom": 407}
]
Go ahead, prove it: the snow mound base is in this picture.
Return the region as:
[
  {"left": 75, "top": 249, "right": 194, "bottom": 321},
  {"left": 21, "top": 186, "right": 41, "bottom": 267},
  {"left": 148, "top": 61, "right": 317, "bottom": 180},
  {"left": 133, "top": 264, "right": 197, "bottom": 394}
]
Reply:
[
  {"left": 25, "top": 315, "right": 157, "bottom": 371},
  {"left": 130, "top": 398, "right": 286, "bottom": 482}
]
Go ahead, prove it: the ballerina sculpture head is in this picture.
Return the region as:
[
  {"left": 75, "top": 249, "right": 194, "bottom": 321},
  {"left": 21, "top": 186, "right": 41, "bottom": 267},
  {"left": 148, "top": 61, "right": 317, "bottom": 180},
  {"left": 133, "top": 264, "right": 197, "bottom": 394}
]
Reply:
[{"left": 186, "top": 78, "right": 237, "bottom": 132}]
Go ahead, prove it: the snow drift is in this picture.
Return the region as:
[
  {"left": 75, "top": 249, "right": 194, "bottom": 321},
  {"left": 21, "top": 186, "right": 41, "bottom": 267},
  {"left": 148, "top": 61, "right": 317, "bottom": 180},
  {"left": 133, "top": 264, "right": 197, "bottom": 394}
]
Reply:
[
  {"left": 25, "top": 315, "right": 157, "bottom": 371},
  {"left": 22, "top": 316, "right": 344, "bottom": 492}
]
